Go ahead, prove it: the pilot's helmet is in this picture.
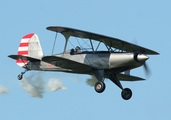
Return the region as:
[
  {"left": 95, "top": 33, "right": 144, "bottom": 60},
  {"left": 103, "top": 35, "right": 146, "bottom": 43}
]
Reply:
[{"left": 75, "top": 46, "right": 81, "bottom": 50}]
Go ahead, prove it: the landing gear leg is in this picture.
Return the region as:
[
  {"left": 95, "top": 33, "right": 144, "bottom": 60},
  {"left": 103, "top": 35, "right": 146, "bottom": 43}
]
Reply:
[
  {"left": 110, "top": 74, "right": 132, "bottom": 100},
  {"left": 17, "top": 69, "right": 28, "bottom": 80},
  {"left": 93, "top": 70, "right": 106, "bottom": 93}
]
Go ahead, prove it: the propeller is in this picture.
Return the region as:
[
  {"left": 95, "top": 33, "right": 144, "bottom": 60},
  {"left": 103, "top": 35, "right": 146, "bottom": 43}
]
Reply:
[
  {"left": 133, "top": 53, "right": 151, "bottom": 79},
  {"left": 143, "top": 62, "right": 151, "bottom": 79},
  {"left": 133, "top": 39, "right": 152, "bottom": 79}
]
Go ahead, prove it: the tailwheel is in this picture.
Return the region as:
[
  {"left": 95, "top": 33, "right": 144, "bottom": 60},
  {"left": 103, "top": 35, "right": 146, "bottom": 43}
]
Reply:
[
  {"left": 121, "top": 88, "right": 132, "bottom": 100},
  {"left": 17, "top": 69, "right": 28, "bottom": 80},
  {"left": 94, "top": 81, "right": 106, "bottom": 93},
  {"left": 17, "top": 73, "right": 23, "bottom": 80}
]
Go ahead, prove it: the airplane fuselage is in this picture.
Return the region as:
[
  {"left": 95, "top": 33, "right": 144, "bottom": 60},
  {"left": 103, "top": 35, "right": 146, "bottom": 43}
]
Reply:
[{"left": 28, "top": 51, "right": 148, "bottom": 74}]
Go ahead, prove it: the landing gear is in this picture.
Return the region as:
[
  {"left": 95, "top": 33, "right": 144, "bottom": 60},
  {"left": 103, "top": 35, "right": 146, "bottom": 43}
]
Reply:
[
  {"left": 109, "top": 74, "right": 133, "bottom": 100},
  {"left": 17, "top": 69, "right": 28, "bottom": 80},
  {"left": 121, "top": 88, "right": 132, "bottom": 100},
  {"left": 94, "top": 81, "right": 106, "bottom": 93},
  {"left": 92, "top": 70, "right": 133, "bottom": 100},
  {"left": 17, "top": 73, "right": 23, "bottom": 80}
]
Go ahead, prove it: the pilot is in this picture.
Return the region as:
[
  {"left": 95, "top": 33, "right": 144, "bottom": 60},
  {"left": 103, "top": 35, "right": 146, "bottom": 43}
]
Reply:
[
  {"left": 70, "top": 48, "right": 74, "bottom": 55},
  {"left": 75, "top": 46, "right": 81, "bottom": 53}
]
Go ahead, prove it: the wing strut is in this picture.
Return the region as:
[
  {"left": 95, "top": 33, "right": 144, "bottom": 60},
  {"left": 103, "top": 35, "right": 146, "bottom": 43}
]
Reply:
[
  {"left": 51, "top": 32, "right": 58, "bottom": 55},
  {"left": 121, "top": 42, "right": 125, "bottom": 52},
  {"left": 95, "top": 41, "right": 101, "bottom": 51},
  {"left": 89, "top": 39, "right": 94, "bottom": 52},
  {"left": 62, "top": 34, "right": 70, "bottom": 57},
  {"left": 102, "top": 39, "right": 111, "bottom": 53}
]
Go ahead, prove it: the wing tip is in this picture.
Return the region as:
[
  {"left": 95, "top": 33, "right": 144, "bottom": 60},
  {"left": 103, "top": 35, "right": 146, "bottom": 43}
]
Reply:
[
  {"left": 46, "top": 26, "right": 66, "bottom": 33},
  {"left": 148, "top": 51, "right": 160, "bottom": 55}
]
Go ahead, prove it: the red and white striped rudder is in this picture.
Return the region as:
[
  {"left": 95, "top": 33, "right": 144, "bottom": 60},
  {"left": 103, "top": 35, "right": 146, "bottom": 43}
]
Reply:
[{"left": 16, "top": 33, "right": 43, "bottom": 67}]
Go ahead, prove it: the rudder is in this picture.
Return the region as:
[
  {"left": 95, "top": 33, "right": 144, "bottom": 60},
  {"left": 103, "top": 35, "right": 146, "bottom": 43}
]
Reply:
[{"left": 17, "top": 33, "right": 43, "bottom": 67}]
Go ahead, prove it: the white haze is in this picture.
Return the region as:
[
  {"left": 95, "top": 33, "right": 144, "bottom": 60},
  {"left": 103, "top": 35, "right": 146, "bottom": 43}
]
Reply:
[
  {"left": 48, "top": 78, "right": 67, "bottom": 92},
  {"left": 0, "top": 85, "right": 9, "bottom": 94},
  {"left": 20, "top": 73, "right": 44, "bottom": 98},
  {"left": 86, "top": 75, "right": 98, "bottom": 86},
  {"left": 20, "top": 72, "right": 67, "bottom": 98}
]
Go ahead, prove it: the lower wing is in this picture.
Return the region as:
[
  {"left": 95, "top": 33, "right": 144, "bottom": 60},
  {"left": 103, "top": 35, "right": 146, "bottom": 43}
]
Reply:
[
  {"left": 117, "top": 74, "right": 145, "bottom": 81},
  {"left": 42, "top": 56, "right": 93, "bottom": 72}
]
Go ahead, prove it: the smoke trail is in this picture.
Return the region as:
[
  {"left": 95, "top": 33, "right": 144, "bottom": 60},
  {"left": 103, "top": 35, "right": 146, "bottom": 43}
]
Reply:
[
  {"left": 0, "top": 85, "right": 9, "bottom": 94},
  {"left": 48, "top": 78, "right": 67, "bottom": 92},
  {"left": 86, "top": 75, "right": 97, "bottom": 86},
  {"left": 20, "top": 73, "right": 44, "bottom": 98}
]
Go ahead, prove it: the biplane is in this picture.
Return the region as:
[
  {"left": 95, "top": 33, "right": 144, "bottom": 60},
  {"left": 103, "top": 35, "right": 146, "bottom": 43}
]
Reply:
[{"left": 8, "top": 26, "right": 159, "bottom": 100}]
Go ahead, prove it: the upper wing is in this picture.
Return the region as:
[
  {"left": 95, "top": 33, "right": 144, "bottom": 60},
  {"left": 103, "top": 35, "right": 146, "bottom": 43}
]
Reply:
[
  {"left": 47, "top": 26, "right": 159, "bottom": 55},
  {"left": 42, "top": 56, "right": 93, "bottom": 72}
]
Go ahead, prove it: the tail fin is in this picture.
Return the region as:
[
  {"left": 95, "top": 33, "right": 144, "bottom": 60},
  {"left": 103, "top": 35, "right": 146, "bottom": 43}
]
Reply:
[{"left": 16, "top": 33, "right": 43, "bottom": 67}]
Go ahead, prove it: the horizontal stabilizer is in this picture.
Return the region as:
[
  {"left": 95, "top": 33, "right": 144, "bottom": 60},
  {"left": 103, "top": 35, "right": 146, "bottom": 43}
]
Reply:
[
  {"left": 42, "top": 56, "right": 93, "bottom": 71},
  {"left": 117, "top": 74, "right": 145, "bottom": 81},
  {"left": 8, "top": 55, "right": 40, "bottom": 62}
]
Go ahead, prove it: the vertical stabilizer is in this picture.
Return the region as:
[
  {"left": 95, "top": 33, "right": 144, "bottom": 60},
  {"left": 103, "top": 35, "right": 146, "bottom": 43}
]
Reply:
[{"left": 16, "top": 33, "right": 43, "bottom": 67}]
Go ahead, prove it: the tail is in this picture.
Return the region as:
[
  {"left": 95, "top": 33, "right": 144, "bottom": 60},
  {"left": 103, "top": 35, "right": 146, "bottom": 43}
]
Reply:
[{"left": 16, "top": 33, "right": 43, "bottom": 67}]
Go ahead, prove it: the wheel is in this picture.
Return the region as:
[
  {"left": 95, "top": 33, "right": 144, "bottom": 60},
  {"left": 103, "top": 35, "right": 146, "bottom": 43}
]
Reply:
[
  {"left": 17, "top": 74, "right": 23, "bottom": 80},
  {"left": 121, "top": 88, "right": 132, "bottom": 100},
  {"left": 94, "top": 81, "right": 106, "bottom": 93}
]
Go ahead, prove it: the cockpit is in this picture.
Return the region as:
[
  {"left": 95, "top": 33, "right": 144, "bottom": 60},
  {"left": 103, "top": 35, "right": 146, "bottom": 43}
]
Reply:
[{"left": 70, "top": 46, "right": 82, "bottom": 55}]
